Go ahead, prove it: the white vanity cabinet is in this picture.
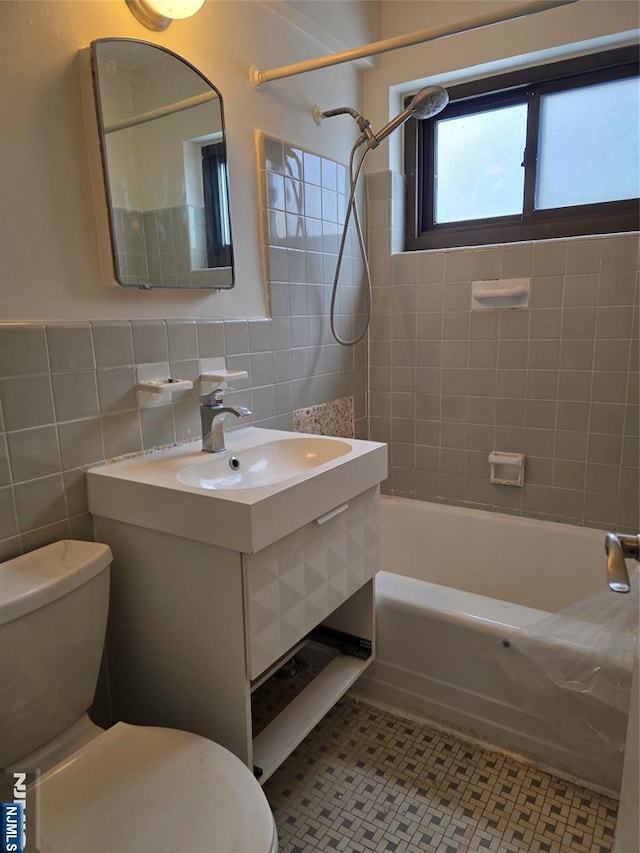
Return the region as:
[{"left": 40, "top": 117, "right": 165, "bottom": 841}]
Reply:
[
  {"left": 87, "top": 428, "right": 387, "bottom": 781},
  {"left": 93, "top": 484, "right": 380, "bottom": 783}
]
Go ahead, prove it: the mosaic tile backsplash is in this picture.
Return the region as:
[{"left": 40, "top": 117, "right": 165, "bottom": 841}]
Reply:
[
  {"left": 294, "top": 396, "right": 355, "bottom": 438},
  {"left": 367, "top": 170, "right": 639, "bottom": 533}
]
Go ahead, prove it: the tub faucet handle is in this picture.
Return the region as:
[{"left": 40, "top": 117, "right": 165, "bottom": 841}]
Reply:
[{"left": 604, "top": 533, "right": 638, "bottom": 593}]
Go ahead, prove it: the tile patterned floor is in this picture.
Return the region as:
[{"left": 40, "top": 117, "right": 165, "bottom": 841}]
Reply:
[{"left": 264, "top": 699, "right": 618, "bottom": 853}]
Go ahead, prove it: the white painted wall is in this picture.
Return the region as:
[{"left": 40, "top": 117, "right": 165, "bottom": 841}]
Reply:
[
  {"left": 0, "top": 0, "right": 367, "bottom": 321},
  {"left": 284, "top": 0, "right": 381, "bottom": 50},
  {"left": 363, "top": 0, "right": 640, "bottom": 174}
]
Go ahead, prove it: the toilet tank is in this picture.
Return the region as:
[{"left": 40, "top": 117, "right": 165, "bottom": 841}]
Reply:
[{"left": 0, "top": 540, "right": 112, "bottom": 768}]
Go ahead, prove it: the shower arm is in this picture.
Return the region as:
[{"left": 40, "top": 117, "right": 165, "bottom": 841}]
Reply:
[
  {"left": 250, "top": 0, "right": 579, "bottom": 87},
  {"left": 313, "top": 106, "right": 377, "bottom": 146}
]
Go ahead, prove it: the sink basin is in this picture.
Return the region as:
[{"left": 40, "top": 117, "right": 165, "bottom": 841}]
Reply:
[
  {"left": 177, "top": 437, "right": 351, "bottom": 490},
  {"left": 87, "top": 427, "right": 387, "bottom": 553}
]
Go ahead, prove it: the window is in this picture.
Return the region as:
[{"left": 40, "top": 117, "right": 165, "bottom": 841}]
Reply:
[
  {"left": 201, "top": 141, "right": 232, "bottom": 268},
  {"left": 405, "top": 47, "right": 640, "bottom": 250}
]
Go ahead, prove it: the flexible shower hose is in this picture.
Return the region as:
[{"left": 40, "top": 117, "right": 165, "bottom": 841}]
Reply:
[{"left": 329, "top": 136, "right": 374, "bottom": 347}]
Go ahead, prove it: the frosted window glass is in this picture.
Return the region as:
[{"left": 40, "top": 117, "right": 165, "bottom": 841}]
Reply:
[
  {"left": 434, "top": 103, "right": 527, "bottom": 223},
  {"left": 536, "top": 77, "right": 640, "bottom": 209}
]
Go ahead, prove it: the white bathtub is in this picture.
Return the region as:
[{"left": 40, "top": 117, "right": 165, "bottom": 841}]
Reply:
[{"left": 352, "top": 496, "right": 630, "bottom": 795}]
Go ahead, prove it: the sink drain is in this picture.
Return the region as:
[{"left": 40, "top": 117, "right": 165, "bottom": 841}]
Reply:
[{"left": 229, "top": 456, "right": 240, "bottom": 471}]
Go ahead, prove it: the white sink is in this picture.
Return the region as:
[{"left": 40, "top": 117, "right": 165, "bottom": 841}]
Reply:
[
  {"left": 87, "top": 428, "right": 387, "bottom": 553},
  {"left": 177, "top": 437, "right": 351, "bottom": 490}
]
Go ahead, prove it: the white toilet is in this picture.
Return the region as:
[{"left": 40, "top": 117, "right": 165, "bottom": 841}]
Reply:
[{"left": 0, "top": 540, "right": 278, "bottom": 853}]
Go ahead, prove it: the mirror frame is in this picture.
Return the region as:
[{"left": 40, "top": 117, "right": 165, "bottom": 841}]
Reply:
[{"left": 90, "top": 37, "right": 235, "bottom": 290}]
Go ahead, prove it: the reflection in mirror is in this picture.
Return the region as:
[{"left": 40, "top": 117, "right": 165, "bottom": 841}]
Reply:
[{"left": 91, "top": 39, "right": 234, "bottom": 289}]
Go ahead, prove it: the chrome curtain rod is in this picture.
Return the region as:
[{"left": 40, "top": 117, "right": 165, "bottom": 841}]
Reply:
[{"left": 249, "top": 0, "right": 579, "bottom": 88}]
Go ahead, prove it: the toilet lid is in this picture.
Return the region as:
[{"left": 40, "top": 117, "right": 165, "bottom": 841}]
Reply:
[{"left": 35, "top": 723, "right": 277, "bottom": 853}]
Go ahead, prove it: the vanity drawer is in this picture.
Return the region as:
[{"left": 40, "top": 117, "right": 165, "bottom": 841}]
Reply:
[{"left": 243, "top": 486, "right": 379, "bottom": 680}]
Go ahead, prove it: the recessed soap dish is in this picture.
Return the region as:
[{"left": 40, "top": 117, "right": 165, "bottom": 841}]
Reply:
[
  {"left": 200, "top": 369, "right": 248, "bottom": 386},
  {"left": 136, "top": 379, "right": 194, "bottom": 393},
  {"left": 472, "top": 278, "right": 530, "bottom": 310},
  {"left": 489, "top": 451, "right": 525, "bottom": 487}
]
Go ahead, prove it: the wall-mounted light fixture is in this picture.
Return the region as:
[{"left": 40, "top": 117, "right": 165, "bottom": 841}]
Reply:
[{"left": 126, "top": 0, "right": 204, "bottom": 31}]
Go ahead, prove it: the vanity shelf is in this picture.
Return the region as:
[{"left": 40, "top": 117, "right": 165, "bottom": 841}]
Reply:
[{"left": 253, "top": 649, "right": 370, "bottom": 783}]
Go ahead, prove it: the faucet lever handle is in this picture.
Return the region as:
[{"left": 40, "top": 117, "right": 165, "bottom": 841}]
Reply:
[{"left": 199, "top": 388, "right": 225, "bottom": 407}]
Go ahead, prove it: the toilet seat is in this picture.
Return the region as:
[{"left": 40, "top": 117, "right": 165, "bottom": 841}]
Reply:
[{"left": 34, "top": 722, "right": 278, "bottom": 853}]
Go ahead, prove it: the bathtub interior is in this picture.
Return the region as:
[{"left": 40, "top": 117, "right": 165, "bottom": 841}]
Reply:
[{"left": 379, "top": 495, "right": 606, "bottom": 612}]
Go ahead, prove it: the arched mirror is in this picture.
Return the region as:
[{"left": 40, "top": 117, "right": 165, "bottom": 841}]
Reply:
[{"left": 90, "top": 38, "right": 234, "bottom": 289}]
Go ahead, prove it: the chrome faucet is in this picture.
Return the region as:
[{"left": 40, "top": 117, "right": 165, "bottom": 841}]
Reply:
[
  {"left": 604, "top": 532, "right": 638, "bottom": 593},
  {"left": 199, "top": 389, "right": 252, "bottom": 453}
]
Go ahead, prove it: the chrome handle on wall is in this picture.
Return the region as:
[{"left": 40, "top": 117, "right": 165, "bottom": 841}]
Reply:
[{"left": 604, "top": 533, "right": 639, "bottom": 593}]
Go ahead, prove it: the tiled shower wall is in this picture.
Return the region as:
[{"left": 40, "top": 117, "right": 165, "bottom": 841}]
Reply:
[
  {"left": 0, "top": 143, "right": 367, "bottom": 560},
  {"left": 367, "top": 170, "right": 639, "bottom": 533},
  {"left": 259, "top": 133, "right": 369, "bottom": 371}
]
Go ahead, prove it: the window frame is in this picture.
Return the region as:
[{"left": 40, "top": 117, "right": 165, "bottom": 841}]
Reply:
[
  {"left": 201, "top": 140, "right": 233, "bottom": 269},
  {"left": 404, "top": 46, "right": 640, "bottom": 251}
]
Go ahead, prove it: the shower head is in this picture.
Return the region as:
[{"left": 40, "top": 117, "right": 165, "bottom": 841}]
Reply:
[
  {"left": 312, "top": 84, "right": 448, "bottom": 150},
  {"left": 370, "top": 85, "right": 449, "bottom": 147},
  {"left": 408, "top": 85, "right": 450, "bottom": 120}
]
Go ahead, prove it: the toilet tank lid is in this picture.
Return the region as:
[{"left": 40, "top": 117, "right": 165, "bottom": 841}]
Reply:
[{"left": 0, "top": 540, "right": 112, "bottom": 627}]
